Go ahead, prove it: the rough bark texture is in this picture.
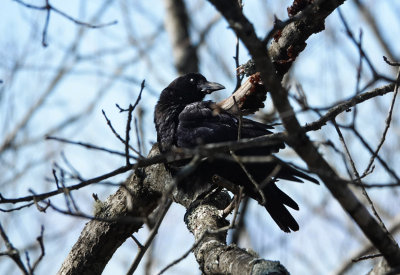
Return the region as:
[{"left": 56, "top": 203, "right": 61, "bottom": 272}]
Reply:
[
  {"left": 58, "top": 146, "right": 288, "bottom": 275},
  {"left": 57, "top": 149, "right": 165, "bottom": 275},
  {"left": 219, "top": 0, "right": 347, "bottom": 109},
  {"left": 186, "top": 200, "right": 289, "bottom": 275},
  {"left": 268, "top": 0, "right": 335, "bottom": 77},
  {"left": 208, "top": 0, "right": 400, "bottom": 269}
]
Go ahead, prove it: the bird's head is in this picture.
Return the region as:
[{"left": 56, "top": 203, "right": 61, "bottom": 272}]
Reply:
[{"left": 162, "top": 73, "right": 225, "bottom": 104}]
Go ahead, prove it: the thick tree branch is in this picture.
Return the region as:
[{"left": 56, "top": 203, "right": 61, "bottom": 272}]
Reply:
[
  {"left": 185, "top": 198, "right": 289, "bottom": 275},
  {"left": 57, "top": 160, "right": 164, "bottom": 274},
  {"left": 57, "top": 146, "right": 287, "bottom": 275},
  {"left": 219, "top": 0, "right": 345, "bottom": 110}
]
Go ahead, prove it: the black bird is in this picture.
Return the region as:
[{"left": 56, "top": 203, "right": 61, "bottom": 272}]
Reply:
[{"left": 154, "top": 73, "right": 318, "bottom": 232}]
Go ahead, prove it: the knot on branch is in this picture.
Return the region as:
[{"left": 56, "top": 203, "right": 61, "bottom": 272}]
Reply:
[{"left": 287, "top": 0, "right": 314, "bottom": 18}]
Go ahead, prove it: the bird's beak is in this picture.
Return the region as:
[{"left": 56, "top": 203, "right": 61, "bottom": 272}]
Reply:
[{"left": 198, "top": 81, "right": 225, "bottom": 94}]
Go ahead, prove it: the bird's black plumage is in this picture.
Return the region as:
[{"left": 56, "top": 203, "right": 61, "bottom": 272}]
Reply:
[{"left": 154, "top": 73, "right": 318, "bottom": 232}]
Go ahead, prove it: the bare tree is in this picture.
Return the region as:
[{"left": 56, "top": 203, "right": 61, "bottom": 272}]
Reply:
[{"left": 1, "top": 0, "right": 400, "bottom": 274}]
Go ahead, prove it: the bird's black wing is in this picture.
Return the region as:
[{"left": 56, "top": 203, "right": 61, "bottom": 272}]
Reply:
[{"left": 176, "top": 101, "right": 283, "bottom": 152}]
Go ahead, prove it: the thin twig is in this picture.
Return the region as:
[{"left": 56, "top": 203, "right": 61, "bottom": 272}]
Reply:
[
  {"left": 0, "top": 203, "right": 35, "bottom": 212},
  {"left": 338, "top": 8, "right": 377, "bottom": 78},
  {"left": 229, "top": 150, "right": 266, "bottom": 205},
  {"left": 304, "top": 84, "right": 395, "bottom": 132},
  {"left": 126, "top": 199, "right": 172, "bottom": 275},
  {"left": 352, "top": 253, "right": 383, "bottom": 263},
  {"left": 362, "top": 67, "right": 400, "bottom": 177},
  {"left": 125, "top": 104, "right": 134, "bottom": 166},
  {"left": 46, "top": 136, "right": 138, "bottom": 160},
  {"left": 101, "top": 110, "right": 143, "bottom": 157},
  {"left": 14, "top": 0, "right": 117, "bottom": 46},
  {"left": 42, "top": 1, "right": 50, "bottom": 46},
  {"left": 47, "top": 200, "right": 146, "bottom": 225},
  {"left": 230, "top": 197, "right": 249, "bottom": 244},
  {"left": 350, "top": 127, "right": 400, "bottom": 181},
  {"left": 130, "top": 235, "right": 143, "bottom": 249},
  {"left": 122, "top": 80, "right": 145, "bottom": 162},
  {"left": 233, "top": 96, "right": 242, "bottom": 140},
  {"left": 60, "top": 151, "right": 82, "bottom": 179},
  {"left": 30, "top": 226, "right": 45, "bottom": 273},
  {"left": 352, "top": 30, "right": 363, "bottom": 122},
  {"left": 383, "top": 56, "right": 400, "bottom": 67},
  {"left": 0, "top": 164, "right": 134, "bottom": 204},
  {"left": 333, "top": 120, "right": 392, "bottom": 239},
  {"left": 133, "top": 80, "right": 145, "bottom": 110},
  {"left": 0, "top": 222, "right": 29, "bottom": 274},
  {"left": 13, "top": 0, "right": 117, "bottom": 27}
]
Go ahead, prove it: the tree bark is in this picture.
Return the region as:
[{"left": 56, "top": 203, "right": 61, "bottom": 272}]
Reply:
[{"left": 58, "top": 146, "right": 288, "bottom": 275}]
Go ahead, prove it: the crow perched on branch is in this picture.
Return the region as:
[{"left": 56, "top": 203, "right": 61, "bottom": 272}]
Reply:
[{"left": 154, "top": 73, "right": 318, "bottom": 232}]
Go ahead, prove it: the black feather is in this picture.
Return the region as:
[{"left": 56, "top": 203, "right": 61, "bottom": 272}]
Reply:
[{"left": 154, "top": 73, "right": 318, "bottom": 232}]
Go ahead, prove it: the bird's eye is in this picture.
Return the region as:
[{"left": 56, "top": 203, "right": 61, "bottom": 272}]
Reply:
[{"left": 190, "top": 78, "right": 194, "bottom": 82}]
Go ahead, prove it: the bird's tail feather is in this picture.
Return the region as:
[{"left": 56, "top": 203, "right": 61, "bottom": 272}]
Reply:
[
  {"left": 269, "top": 183, "right": 299, "bottom": 210},
  {"left": 262, "top": 182, "right": 299, "bottom": 232},
  {"left": 265, "top": 199, "right": 299, "bottom": 233}
]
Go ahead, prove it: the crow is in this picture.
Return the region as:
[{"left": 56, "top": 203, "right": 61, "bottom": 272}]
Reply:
[{"left": 154, "top": 72, "right": 318, "bottom": 232}]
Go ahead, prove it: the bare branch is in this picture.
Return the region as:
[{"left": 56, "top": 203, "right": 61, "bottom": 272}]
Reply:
[
  {"left": 0, "top": 223, "right": 29, "bottom": 275},
  {"left": 46, "top": 136, "right": 138, "bottom": 160},
  {"left": 14, "top": 0, "right": 117, "bottom": 46},
  {"left": 363, "top": 68, "right": 400, "bottom": 176}
]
